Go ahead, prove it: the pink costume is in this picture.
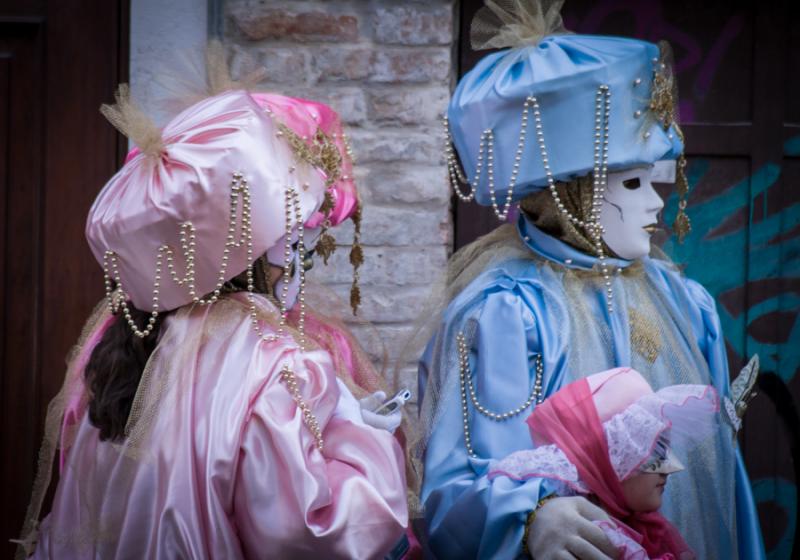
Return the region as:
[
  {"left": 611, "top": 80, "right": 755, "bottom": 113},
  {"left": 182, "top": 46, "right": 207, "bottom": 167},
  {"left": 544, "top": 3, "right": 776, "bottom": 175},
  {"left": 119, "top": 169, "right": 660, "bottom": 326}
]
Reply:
[
  {"left": 489, "top": 368, "right": 719, "bottom": 560},
  {"left": 22, "top": 90, "right": 408, "bottom": 559}
]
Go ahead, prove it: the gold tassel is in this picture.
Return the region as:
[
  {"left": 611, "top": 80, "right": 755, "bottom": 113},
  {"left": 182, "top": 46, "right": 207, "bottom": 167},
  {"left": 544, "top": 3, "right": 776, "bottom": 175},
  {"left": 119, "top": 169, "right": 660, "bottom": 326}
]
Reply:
[
  {"left": 672, "top": 147, "right": 691, "bottom": 243},
  {"left": 205, "top": 40, "right": 266, "bottom": 95},
  {"left": 349, "top": 244, "right": 364, "bottom": 267},
  {"left": 673, "top": 207, "right": 691, "bottom": 243},
  {"left": 100, "top": 84, "right": 164, "bottom": 158},
  {"left": 349, "top": 203, "right": 364, "bottom": 315},
  {"left": 319, "top": 191, "right": 335, "bottom": 215},
  {"left": 350, "top": 282, "right": 361, "bottom": 316},
  {"left": 316, "top": 229, "right": 337, "bottom": 264}
]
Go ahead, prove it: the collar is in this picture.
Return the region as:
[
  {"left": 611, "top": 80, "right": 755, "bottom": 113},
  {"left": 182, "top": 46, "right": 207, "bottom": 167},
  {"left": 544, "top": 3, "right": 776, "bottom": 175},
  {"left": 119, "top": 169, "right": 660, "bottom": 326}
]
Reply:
[{"left": 516, "top": 212, "right": 635, "bottom": 271}]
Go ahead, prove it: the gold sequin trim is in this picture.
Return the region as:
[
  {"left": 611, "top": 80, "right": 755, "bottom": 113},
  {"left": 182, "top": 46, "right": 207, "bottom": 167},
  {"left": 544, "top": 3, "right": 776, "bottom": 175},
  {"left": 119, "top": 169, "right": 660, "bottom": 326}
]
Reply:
[
  {"left": 277, "top": 124, "right": 342, "bottom": 187},
  {"left": 629, "top": 306, "right": 662, "bottom": 364}
]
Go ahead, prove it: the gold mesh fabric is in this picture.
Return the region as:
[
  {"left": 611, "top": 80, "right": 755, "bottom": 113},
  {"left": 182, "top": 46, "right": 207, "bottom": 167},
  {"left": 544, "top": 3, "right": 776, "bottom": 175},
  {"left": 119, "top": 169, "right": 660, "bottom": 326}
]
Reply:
[
  {"left": 15, "top": 301, "right": 111, "bottom": 559},
  {"left": 100, "top": 85, "right": 164, "bottom": 158},
  {"left": 471, "top": 0, "right": 568, "bottom": 50},
  {"left": 519, "top": 174, "right": 619, "bottom": 258}
]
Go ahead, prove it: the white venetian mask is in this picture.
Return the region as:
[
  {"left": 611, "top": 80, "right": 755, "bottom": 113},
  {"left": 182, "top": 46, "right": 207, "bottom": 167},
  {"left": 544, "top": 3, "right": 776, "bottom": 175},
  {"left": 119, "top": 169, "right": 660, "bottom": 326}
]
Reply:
[{"left": 599, "top": 165, "right": 666, "bottom": 260}]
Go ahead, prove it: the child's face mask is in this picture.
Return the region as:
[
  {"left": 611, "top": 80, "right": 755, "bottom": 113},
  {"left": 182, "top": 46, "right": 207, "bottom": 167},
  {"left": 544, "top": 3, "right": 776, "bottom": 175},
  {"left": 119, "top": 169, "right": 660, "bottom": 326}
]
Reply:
[
  {"left": 600, "top": 166, "right": 665, "bottom": 260},
  {"left": 639, "top": 436, "right": 685, "bottom": 475}
]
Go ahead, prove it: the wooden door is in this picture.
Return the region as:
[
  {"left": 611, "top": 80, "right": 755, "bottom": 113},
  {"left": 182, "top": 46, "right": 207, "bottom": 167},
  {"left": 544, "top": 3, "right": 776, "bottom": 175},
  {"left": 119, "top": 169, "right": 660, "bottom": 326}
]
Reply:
[
  {"left": 456, "top": 1, "right": 798, "bottom": 557},
  {"left": 0, "top": 1, "right": 128, "bottom": 555}
]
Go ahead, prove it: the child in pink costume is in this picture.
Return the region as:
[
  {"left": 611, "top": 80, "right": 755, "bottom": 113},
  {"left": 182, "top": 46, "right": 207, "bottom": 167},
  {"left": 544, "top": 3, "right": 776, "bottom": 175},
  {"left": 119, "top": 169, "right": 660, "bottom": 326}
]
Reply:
[{"left": 489, "top": 368, "right": 720, "bottom": 559}]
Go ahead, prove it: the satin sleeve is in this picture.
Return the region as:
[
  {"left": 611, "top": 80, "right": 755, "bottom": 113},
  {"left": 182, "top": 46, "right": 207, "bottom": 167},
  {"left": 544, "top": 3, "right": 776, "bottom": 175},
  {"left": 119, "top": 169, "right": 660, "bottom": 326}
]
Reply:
[
  {"left": 422, "top": 280, "right": 557, "bottom": 559},
  {"left": 233, "top": 346, "right": 408, "bottom": 560}
]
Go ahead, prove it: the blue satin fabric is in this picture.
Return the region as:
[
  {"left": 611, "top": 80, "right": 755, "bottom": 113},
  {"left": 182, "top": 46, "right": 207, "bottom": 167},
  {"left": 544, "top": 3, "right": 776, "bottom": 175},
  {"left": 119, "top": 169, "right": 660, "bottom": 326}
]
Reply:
[
  {"left": 448, "top": 35, "right": 684, "bottom": 205},
  {"left": 419, "top": 215, "right": 765, "bottom": 559}
]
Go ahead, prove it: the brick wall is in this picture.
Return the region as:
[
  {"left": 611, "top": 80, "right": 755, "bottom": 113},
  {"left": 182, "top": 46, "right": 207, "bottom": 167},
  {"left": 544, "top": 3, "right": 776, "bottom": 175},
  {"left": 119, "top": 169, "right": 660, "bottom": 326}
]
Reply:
[{"left": 223, "top": 0, "right": 457, "bottom": 392}]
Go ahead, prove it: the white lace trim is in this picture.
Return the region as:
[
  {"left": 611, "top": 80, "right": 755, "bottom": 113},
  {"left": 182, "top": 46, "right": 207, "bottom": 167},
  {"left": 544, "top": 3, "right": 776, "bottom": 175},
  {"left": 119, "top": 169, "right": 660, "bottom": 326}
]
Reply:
[
  {"left": 595, "top": 520, "right": 649, "bottom": 560},
  {"left": 488, "top": 445, "right": 589, "bottom": 494},
  {"left": 488, "top": 385, "right": 718, "bottom": 487},
  {"left": 603, "top": 404, "right": 667, "bottom": 481}
]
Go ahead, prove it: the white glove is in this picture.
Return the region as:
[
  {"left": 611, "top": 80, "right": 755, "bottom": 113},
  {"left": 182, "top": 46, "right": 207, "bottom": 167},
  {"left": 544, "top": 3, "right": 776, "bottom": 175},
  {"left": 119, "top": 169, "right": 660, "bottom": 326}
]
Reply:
[
  {"left": 359, "top": 391, "right": 402, "bottom": 434},
  {"left": 527, "top": 496, "right": 619, "bottom": 560}
]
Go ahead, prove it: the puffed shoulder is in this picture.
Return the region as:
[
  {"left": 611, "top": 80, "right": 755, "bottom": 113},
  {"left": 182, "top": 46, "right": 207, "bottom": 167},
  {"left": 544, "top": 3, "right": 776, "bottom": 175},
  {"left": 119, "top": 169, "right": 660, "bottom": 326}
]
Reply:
[
  {"left": 447, "top": 258, "right": 547, "bottom": 316},
  {"left": 683, "top": 276, "right": 719, "bottom": 315}
]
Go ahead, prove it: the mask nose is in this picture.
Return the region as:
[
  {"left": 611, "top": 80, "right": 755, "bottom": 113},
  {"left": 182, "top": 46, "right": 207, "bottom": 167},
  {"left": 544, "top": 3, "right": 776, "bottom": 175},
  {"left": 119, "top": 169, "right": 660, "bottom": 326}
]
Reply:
[{"left": 644, "top": 181, "right": 665, "bottom": 214}]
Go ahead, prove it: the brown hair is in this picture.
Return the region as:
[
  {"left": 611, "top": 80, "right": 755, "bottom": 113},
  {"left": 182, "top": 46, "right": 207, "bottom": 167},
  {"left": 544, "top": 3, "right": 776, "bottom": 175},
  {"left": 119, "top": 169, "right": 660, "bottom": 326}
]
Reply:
[
  {"left": 84, "top": 304, "right": 168, "bottom": 441},
  {"left": 84, "top": 257, "right": 274, "bottom": 441}
]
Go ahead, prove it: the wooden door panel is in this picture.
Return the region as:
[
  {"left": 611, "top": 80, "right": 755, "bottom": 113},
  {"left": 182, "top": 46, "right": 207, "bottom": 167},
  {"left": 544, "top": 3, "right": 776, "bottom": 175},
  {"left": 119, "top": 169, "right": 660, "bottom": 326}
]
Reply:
[
  {"left": 0, "top": 19, "right": 46, "bottom": 555},
  {"left": 0, "top": 2, "right": 127, "bottom": 556}
]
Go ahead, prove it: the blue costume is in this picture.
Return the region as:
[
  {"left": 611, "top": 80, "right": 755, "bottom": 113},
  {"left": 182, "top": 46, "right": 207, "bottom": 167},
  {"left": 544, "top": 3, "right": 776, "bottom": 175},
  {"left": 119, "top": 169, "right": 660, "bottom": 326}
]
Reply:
[
  {"left": 419, "top": 219, "right": 765, "bottom": 558},
  {"left": 418, "top": 8, "right": 766, "bottom": 559}
]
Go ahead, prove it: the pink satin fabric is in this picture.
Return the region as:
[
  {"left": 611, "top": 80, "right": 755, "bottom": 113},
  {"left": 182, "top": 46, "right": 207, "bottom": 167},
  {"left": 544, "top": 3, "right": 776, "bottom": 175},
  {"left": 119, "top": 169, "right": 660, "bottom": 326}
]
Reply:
[
  {"left": 249, "top": 93, "right": 359, "bottom": 228},
  {"left": 288, "top": 306, "right": 422, "bottom": 559},
  {"left": 527, "top": 372, "right": 694, "bottom": 560},
  {"left": 586, "top": 367, "right": 654, "bottom": 422},
  {"left": 124, "top": 93, "right": 359, "bottom": 228},
  {"left": 595, "top": 520, "right": 650, "bottom": 560},
  {"left": 87, "top": 90, "right": 326, "bottom": 311},
  {"left": 35, "top": 294, "right": 407, "bottom": 559}
]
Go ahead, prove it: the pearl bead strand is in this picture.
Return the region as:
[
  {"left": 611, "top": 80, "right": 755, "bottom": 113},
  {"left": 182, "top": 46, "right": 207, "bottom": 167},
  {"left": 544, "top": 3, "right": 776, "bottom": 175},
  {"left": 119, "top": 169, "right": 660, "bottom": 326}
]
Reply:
[
  {"left": 457, "top": 331, "right": 544, "bottom": 457},
  {"left": 530, "top": 86, "right": 615, "bottom": 312},
  {"left": 443, "top": 96, "right": 536, "bottom": 221}
]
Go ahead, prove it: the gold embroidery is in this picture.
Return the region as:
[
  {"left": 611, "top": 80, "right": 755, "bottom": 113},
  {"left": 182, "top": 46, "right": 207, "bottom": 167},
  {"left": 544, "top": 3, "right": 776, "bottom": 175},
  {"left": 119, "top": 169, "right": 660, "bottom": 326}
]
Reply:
[
  {"left": 648, "top": 42, "right": 691, "bottom": 243},
  {"left": 315, "top": 230, "right": 337, "bottom": 265},
  {"left": 277, "top": 124, "right": 342, "bottom": 187},
  {"left": 629, "top": 306, "right": 661, "bottom": 364}
]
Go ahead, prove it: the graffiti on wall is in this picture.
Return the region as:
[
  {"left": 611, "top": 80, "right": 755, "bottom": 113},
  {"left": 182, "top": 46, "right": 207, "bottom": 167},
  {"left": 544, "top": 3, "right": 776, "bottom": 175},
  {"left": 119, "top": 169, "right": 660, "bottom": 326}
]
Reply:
[{"left": 661, "top": 147, "right": 800, "bottom": 559}]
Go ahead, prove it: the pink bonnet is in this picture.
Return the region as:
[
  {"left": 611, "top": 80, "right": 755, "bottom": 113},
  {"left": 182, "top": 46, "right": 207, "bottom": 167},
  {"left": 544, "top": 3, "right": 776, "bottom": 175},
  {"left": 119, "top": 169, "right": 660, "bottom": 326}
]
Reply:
[
  {"left": 587, "top": 367, "right": 655, "bottom": 422},
  {"left": 492, "top": 368, "right": 720, "bottom": 487},
  {"left": 87, "top": 90, "right": 327, "bottom": 312}
]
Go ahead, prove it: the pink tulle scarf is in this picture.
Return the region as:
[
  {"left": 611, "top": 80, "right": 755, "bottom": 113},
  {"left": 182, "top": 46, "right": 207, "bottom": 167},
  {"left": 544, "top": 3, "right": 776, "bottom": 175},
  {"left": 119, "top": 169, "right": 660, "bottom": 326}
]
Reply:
[{"left": 527, "top": 378, "right": 694, "bottom": 559}]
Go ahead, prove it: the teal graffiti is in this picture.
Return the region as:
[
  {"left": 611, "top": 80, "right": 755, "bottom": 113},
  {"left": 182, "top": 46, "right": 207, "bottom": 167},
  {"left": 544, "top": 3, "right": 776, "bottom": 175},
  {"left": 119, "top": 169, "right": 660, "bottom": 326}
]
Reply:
[
  {"left": 663, "top": 154, "right": 800, "bottom": 384},
  {"left": 752, "top": 478, "right": 797, "bottom": 559},
  {"left": 662, "top": 138, "right": 800, "bottom": 558}
]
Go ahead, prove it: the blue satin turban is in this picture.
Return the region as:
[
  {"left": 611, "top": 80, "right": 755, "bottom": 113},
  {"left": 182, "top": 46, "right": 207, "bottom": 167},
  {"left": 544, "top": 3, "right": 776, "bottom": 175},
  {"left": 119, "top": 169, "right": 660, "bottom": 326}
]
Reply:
[{"left": 448, "top": 34, "right": 685, "bottom": 205}]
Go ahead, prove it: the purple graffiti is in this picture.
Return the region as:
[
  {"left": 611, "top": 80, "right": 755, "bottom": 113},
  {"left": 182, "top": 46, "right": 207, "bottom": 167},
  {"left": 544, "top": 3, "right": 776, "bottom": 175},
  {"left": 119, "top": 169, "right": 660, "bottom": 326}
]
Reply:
[{"left": 563, "top": 0, "right": 745, "bottom": 122}]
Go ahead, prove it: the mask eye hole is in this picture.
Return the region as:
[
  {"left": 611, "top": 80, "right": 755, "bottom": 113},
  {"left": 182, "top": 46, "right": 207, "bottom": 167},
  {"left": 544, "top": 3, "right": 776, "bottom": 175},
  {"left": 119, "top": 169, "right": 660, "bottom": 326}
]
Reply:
[
  {"left": 642, "top": 459, "right": 663, "bottom": 472},
  {"left": 623, "top": 177, "right": 642, "bottom": 190}
]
